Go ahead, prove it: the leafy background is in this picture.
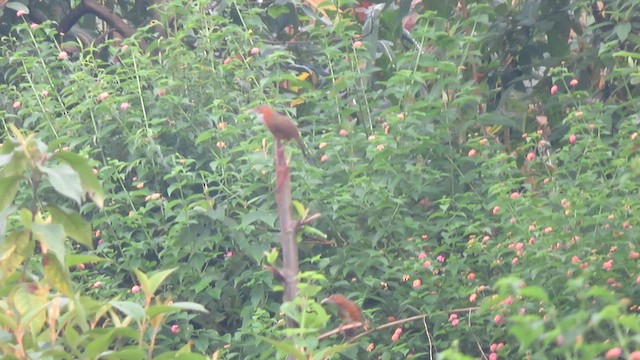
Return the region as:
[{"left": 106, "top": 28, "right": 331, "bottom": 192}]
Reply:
[{"left": 0, "top": 0, "right": 639, "bottom": 358}]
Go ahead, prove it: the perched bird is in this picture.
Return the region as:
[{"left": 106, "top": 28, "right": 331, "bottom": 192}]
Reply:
[
  {"left": 321, "top": 294, "right": 362, "bottom": 337},
  {"left": 252, "top": 105, "right": 308, "bottom": 158}
]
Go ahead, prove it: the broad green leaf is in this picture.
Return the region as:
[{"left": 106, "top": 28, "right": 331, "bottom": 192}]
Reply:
[
  {"left": 110, "top": 301, "right": 145, "bottom": 321},
  {"left": 519, "top": 286, "right": 549, "bottom": 303},
  {"left": 0, "top": 153, "right": 14, "bottom": 167},
  {"left": 585, "top": 286, "right": 616, "bottom": 302},
  {"left": 85, "top": 329, "right": 115, "bottom": 359},
  {"left": 477, "top": 113, "right": 520, "bottom": 128},
  {"left": 38, "top": 164, "right": 83, "bottom": 205},
  {"left": 615, "top": 22, "right": 631, "bottom": 42},
  {"left": 292, "top": 200, "right": 306, "bottom": 217},
  {"left": 0, "top": 312, "right": 17, "bottom": 330},
  {"left": 613, "top": 50, "right": 640, "bottom": 59},
  {"left": 98, "top": 348, "right": 146, "bottom": 360},
  {"left": 314, "top": 343, "right": 353, "bottom": 359},
  {"left": 507, "top": 316, "right": 545, "bottom": 350},
  {"left": 256, "top": 336, "right": 306, "bottom": 360},
  {"left": 134, "top": 269, "right": 151, "bottom": 296},
  {"left": 47, "top": 205, "right": 92, "bottom": 249},
  {"left": 147, "top": 268, "right": 178, "bottom": 295},
  {"left": 33, "top": 222, "right": 66, "bottom": 265},
  {"left": 0, "top": 175, "right": 21, "bottom": 212},
  {"left": 42, "top": 253, "right": 73, "bottom": 296},
  {"left": 597, "top": 304, "right": 620, "bottom": 321},
  {"left": 0, "top": 230, "right": 32, "bottom": 276},
  {"left": 0, "top": 150, "right": 27, "bottom": 177},
  {"left": 53, "top": 151, "right": 104, "bottom": 208},
  {"left": 241, "top": 209, "right": 277, "bottom": 227},
  {"left": 154, "top": 351, "right": 209, "bottom": 360},
  {"left": 13, "top": 282, "right": 47, "bottom": 334},
  {"left": 66, "top": 254, "right": 106, "bottom": 267},
  {"left": 166, "top": 301, "right": 209, "bottom": 313},
  {"left": 5, "top": 2, "right": 29, "bottom": 13},
  {"left": 146, "top": 304, "right": 181, "bottom": 318}
]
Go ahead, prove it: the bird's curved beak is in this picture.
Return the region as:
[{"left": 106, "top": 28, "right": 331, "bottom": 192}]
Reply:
[{"left": 320, "top": 297, "right": 331, "bottom": 305}]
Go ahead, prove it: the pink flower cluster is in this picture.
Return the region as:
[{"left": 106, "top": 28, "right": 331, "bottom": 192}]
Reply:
[
  {"left": 391, "top": 327, "right": 403, "bottom": 341},
  {"left": 448, "top": 313, "right": 459, "bottom": 327},
  {"left": 489, "top": 342, "right": 504, "bottom": 360}
]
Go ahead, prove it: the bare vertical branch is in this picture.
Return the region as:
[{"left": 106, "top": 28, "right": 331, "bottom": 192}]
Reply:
[{"left": 274, "top": 139, "right": 299, "bottom": 329}]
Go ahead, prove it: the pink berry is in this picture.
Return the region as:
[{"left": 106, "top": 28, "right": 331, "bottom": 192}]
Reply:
[
  {"left": 467, "top": 273, "right": 475, "bottom": 281},
  {"left": 605, "top": 347, "right": 622, "bottom": 359}
]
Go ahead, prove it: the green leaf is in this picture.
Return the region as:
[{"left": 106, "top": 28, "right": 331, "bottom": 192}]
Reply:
[
  {"left": 615, "top": 22, "right": 631, "bottom": 42},
  {"left": 314, "top": 343, "right": 353, "bottom": 359},
  {"left": 53, "top": 151, "right": 104, "bottom": 208},
  {"left": 38, "top": 164, "right": 84, "bottom": 206},
  {"left": 0, "top": 153, "right": 14, "bottom": 168},
  {"left": 597, "top": 304, "right": 620, "bottom": 321},
  {"left": 85, "top": 329, "right": 115, "bottom": 358},
  {"left": 110, "top": 301, "right": 145, "bottom": 321},
  {"left": 42, "top": 253, "right": 73, "bottom": 296},
  {"left": 477, "top": 113, "right": 520, "bottom": 128},
  {"left": 98, "top": 348, "right": 146, "bottom": 360},
  {"left": 98, "top": 349, "right": 145, "bottom": 359},
  {"left": 292, "top": 200, "right": 306, "bottom": 218},
  {"left": 5, "top": 2, "right": 30, "bottom": 13},
  {"left": 167, "top": 301, "right": 209, "bottom": 313},
  {"left": 146, "top": 304, "right": 181, "bottom": 318},
  {"left": 134, "top": 269, "right": 151, "bottom": 296},
  {"left": 0, "top": 175, "right": 21, "bottom": 211},
  {"left": 0, "top": 312, "right": 17, "bottom": 330},
  {"left": 154, "top": 351, "right": 209, "bottom": 360},
  {"left": 32, "top": 222, "right": 66, "bottom": 265},
  {"left": 519, "top": 286, "right": 549, "bottom": 303},
  {"left": 612, "top": 51, "right": 640, "bottom": 59},
  {"left": 241, "top": 209, "right": 277, "bottom": 227},
  {"left": 0, "top": 230, "right": 32, "bottom": 276},
  {"left": 47, "top": 205, "right": 92, "bottom": 249},
  {"left": 12, "top": 283, "right": 47, "bottom": 334},
  {"left": 66, "top": 254, "right": 106, "bottom": 267},
  {"left": 0, "top": 149, "right": 27, "bottom": 177},
  {"left": 256, "top": 336, "right": 307, "bottom": 360},
  {"left": 147, "top": 268, "right": 178, "bottom": 294}
]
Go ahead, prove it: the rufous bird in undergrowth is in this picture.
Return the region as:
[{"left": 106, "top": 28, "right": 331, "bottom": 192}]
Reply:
[
  {"left": 321, "top": 294, "right": 363, "bottom": 337},
  {"left": 251, "top": 105, "right": 309, "bottom": 159}
]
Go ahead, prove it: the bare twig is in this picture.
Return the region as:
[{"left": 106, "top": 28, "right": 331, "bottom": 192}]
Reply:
[
  {"left": 58, "top": 0, "right": 136, "bottom": 38},
  {"left": 347, "top": 307, "right": 480, "bottom": 343},
  {"left": 317, "top": 322, "right": 363, "bottom": 340},
  {"left": 422, "top": 316, "right": 434, "bottom": 360}
]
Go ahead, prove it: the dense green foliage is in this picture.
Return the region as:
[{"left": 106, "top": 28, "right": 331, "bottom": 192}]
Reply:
[{"left": 1, "top": 0, "right": 640, "bottom": 358}]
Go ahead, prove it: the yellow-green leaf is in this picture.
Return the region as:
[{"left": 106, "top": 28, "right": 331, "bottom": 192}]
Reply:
[
  {"left": 43, "top": 253, "right": 73, "bottom": 296},
  {"left": 47, "top": 205, "right": 92, "bottom": 249}
]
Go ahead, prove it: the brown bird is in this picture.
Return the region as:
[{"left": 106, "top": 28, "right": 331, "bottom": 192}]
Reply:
[
  {"left": 252, "top": 105, "right": 308, "bottom": 158},
  {"left": 321, "top": 294, "right": 362, "bottom": 337}
]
